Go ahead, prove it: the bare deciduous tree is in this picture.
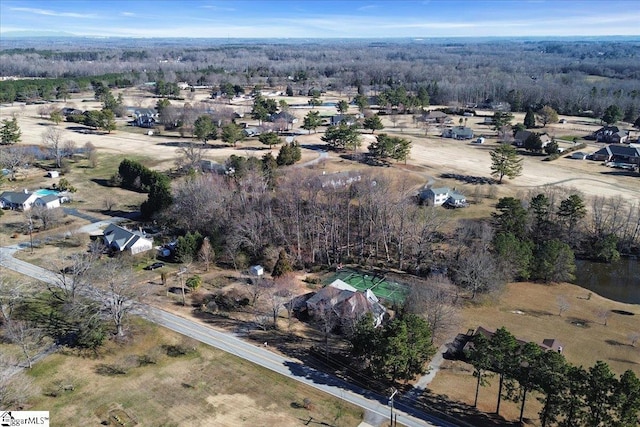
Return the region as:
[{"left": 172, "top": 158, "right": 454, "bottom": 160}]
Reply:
[
  {"left": 32, "top": 205, "right": 63, "bottom": 230},
  {"left": 556, "top": 296, "right": 570, "bottom": 317},
  {"left": 42, "top": 126, "right": 65, "bottom": 168},
  {"left": 0, "top": 358, "right": 39, "bottom": 408},
  {"left": 103, "top": 195, "right": 117, "bottom": 212},
  {"left": 0, "top": 145, "right": 32, "bottom": 180},
  {"left": 595, "top": 308, "right": 611, "bottom": 326},
  {"left": 175, "top": 141, "right": 203, "bottom": 173},
  {"left": 404, "top": 276, "right": 460, "bottom": 343},
  {"left": 198, "top": 237, "right": 214, "bottom": 271},
  {"left": 84, "top": 141, "right": 98, "bottom": 168},
  {"left": 52, "top": 253, "right": 99, "bottom": 303},
  {"left": 95, "top": 259, "right": 150, "bottom": 337},
  {"left": 0, "top": 281, "right": 48, "bottom": 369}
]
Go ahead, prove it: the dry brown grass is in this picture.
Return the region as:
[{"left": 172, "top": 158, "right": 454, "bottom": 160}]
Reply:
[
  {"left": 427, "top": 281, "right": 640, "bottom": 425},
  {"left": 24, "top": 320, "right": 364, "bottom": 427}
]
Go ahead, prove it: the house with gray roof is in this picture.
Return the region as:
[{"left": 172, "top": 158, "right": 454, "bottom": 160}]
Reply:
[
  {"left": 592, "top": 144, "right": 640, "bottom": 164},
  {"left": 0, "top": 191, "right": 39, "bottom": 211},
  {"left": 34, "top": 194, "right": 61, "bottom": 209},
  {"left": 514, "top": 131, "right": 552, "bottom": 148},
  {"left": 442, "top": 126, "right": 474, "bottom": 140},
  {"left": 102, "top": 224, "right": 153, "bottom": 255},
  {"left": 304, "top": 279, "right": 387, "bottom": 328},
  {"left": 592, "top": 126, "right": 630, "bottom": 144},
  {"left": 419, "top": 187, "right": 467, "bottom": 207}
]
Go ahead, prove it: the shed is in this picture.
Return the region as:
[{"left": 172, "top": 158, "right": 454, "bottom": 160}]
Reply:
[
  {"left": 249, "top": 265, "right": 264, "bottom": 276},
  {"left": 48, "top": 171, "right": 60, "bottom": 178}
]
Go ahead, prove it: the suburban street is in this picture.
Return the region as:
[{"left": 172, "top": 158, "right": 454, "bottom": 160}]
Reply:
[{"left": 0, "top": 242, "right": 462, "bottom": 427}]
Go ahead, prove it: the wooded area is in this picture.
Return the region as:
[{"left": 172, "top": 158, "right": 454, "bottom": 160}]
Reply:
[{"left": 2, "top": 39, "right": 639, "bottom": 119}]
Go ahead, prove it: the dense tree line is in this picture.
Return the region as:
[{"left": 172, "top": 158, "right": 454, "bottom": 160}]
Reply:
[
  {"left": 2, "top": 39, "right": 639, "bottom": 118},
  {"left": 162, "top": 166, "right": 640, "bottom": 299},
  {"left": 350, "top": 313, "right": 435, "bottom": 384},
  {"left": 112, "top": 159, "right": 173, "bottom": 219},
  {"left": 467, "top": 327, "right": 640, "bottom": 426}
]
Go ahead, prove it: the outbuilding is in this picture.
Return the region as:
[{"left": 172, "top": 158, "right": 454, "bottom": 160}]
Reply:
[{"left": 249, "top": 265, "right": 264, "bottom": 276}]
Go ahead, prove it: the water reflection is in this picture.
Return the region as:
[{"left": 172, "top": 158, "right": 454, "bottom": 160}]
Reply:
[{"left": 575, "top": 258, "right": 640, "bottom": 304}]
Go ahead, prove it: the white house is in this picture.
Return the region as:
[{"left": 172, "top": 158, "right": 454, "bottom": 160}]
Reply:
[
  {"left": 34, "top": 194, "right": 61, "bottom": 209},
  {"left": 420, "top": 187, "right": 451, "bottom": 206},
  {"left": 0, "top": 191, "right": 39, "bottom": 211},
  {"left": 102, "top": 224, "right": 153, "bottom": 255},
  {"left": 420, "top": 187, "right": 468, "bottom": 208}
]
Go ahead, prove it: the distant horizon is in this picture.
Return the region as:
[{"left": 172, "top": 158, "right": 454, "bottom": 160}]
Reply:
[
  {"left": 1, "top": 1, "right": 639, "bottom": 39},
  {"left": 2, "top": 31, "right": 640, "bottom": 42}
]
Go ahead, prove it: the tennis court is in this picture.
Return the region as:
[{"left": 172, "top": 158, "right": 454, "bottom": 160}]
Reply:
[{"left": 326, "top": 268, "right": 409, "bottom": 304}]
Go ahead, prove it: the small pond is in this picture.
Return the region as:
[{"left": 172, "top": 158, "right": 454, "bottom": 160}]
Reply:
[{"left": 574, "top": 258, "right": 640, "bottom": 305}]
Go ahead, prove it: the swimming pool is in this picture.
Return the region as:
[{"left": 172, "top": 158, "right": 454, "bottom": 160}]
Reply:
[{"left": 34, "top": 189, "right": 60, "bottom": 196}]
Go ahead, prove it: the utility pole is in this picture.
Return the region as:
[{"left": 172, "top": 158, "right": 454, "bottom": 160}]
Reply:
[
  {"left": 28, "top": 216, "right": 34, "bottom": 253},
  {"left": 388, "top": 387, "right": 398, "bottom": 427}
]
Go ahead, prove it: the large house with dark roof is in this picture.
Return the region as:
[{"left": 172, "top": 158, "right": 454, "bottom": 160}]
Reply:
[
  {"left": 297, "top": 279, "right": 387, "bottom": 328},
  {"left": 592, "top": 126, "right": 630, "bottom": 144},
  {"left": 592, "top": 144, "right": 640, "bottom": 164}
]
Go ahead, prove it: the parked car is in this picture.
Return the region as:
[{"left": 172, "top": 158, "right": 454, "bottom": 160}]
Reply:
[{"left": 144, "top": 262, "right": 165, "bottom": 271}]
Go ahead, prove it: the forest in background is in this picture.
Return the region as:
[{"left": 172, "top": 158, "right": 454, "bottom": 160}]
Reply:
[{"left": 1, "top": 38, "right": 640, "bottom": 119}]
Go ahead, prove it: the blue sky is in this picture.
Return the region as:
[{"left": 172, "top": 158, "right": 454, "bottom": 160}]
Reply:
[{"left": 1, "top": 0, "right": 639, "bottom": 38}]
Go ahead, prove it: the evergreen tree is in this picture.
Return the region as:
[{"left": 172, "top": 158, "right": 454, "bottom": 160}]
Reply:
[
  {"left": 322, "top": 123, "right": 361, "bottom": 151},
  {"left": 584, "top": 361, "right": 617, "bottom": 427},
  {"left": 615, "top": 370, "right": 640, "bottom": 427},
  {"left": 258, "top": 132, "right": 280, "bottom": 149},
  {"left": 532, "top": 239, "right": 576, "bottom": 283},
  {"left": 538, "top": 350, "right": 570, "bottom": 427},
  {"left": 368, "top": 133, "right": 411, "bottom": 164},
  {"left": 302, "top": 110, "right": 322, "bottom": 133},
  {"left": 524, "top": 133, "right": 543, "bottom": 153},
  {"left": 276, "top": 142, "right": 301, "bottom": 166},
  {"left": 363, "top": 115, "right": 384, "bottom": 133},
  {"left": 524, "top": 109, "right": 536, "bottom": 128},
  {"left": 353, "top": 94, "right": 369, "bottom": 112},
  {"left": 272, "top": 249, "right": 293, "bottom": 277},
  {"left": 221, "top": 123, "right": 244, "bottom": 146},
  {"left": 0, "top": 117, "right": 21, "bottom": 145},
  {"left": 194, "top": 115, "right": 217, "bottom": 144},
  {"left": 336, "top": 99, "right": 349, "bottom": 114},
  {"left": 489, "top": 327, "right": 519, "bottom": 416},
  {"left": 493, "top": 197, "right": 528, "bottom": 239},
  {"left": 490, "top": 144, "right": 523, "bottom": 183},
  {"left": 466, "top": 333, "right": 493, "bottom": 407},
  {"left": 99, "top": 109, "right": 117, "bottom": 133},
  {"left": 602, "top": 104, "right": 623, "bottom": 125}
]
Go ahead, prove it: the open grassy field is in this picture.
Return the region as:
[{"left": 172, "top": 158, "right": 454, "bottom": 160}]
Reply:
[
  {"left": 427, "top": 281, "right": 640, "bottom": 424},
  {"left": 2, "top": 88, "right": 639, "bottom": 427},
  {"left": 22, "top": 319, "right": 363, "bottom": 427}
]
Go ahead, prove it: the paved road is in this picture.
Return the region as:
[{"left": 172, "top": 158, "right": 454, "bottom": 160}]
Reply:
[{"left": 0, "top": 241, "right": 460, "bottom": 427}]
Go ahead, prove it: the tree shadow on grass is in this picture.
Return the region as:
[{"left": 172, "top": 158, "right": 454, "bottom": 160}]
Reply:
[
  {"left": 609, "top": 357, "right": 639, "bottom": 365},
  {"left": 605, "top": 339, "right": 628, "bottom": 347}
]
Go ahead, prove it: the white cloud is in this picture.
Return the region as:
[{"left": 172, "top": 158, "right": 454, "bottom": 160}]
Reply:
[
  {"left": 120, "top": 12, "right": 136, "bottom": 17},
  {"left": 357, "top": 4, "right": 380, "bottom": 11},
  {"left": 201, "top": 5, "right": 236, "bottom": 11},
  {"left": 10, "top": 7, "right": 97, "bottom": 19}
]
